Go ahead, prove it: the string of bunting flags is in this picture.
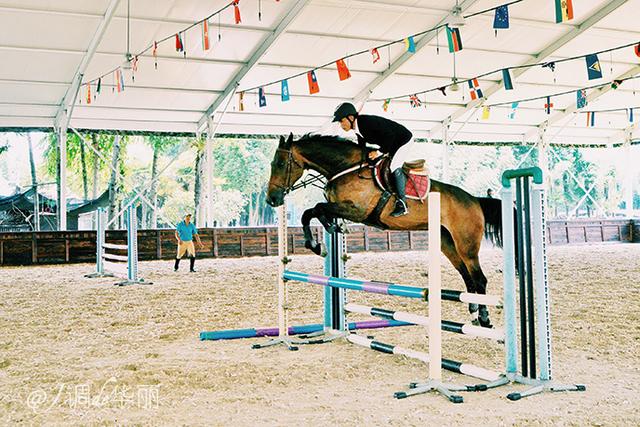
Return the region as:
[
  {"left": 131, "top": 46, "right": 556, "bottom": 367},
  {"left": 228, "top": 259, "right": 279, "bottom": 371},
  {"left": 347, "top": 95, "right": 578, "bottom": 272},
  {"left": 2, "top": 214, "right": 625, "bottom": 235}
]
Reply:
[
  {"left": 78, "top": 0, "right": 279, "bottom": 104},
  {"left": 480, "top": 75, "right": 640, "bottom": 126}
]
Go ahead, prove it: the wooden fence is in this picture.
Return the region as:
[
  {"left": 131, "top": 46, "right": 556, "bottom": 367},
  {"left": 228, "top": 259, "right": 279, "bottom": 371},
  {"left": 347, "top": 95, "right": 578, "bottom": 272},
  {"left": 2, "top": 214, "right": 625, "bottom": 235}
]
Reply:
[{"left": 0, "top": 219, "right": 636, "bottom": 266}]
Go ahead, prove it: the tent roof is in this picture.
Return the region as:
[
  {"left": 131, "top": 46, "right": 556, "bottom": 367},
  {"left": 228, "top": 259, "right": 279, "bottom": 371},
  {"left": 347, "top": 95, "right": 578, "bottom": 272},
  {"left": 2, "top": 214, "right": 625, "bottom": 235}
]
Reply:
[{"left": 0, "top": 0, "right": 638, "bottom": 145}]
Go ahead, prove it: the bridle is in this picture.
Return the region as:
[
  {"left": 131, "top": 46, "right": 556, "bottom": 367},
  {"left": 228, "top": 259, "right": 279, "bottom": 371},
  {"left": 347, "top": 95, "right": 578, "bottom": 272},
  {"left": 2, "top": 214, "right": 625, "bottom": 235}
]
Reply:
[{"left": 272, "top": 147, "right": 305, "bottom": 195}]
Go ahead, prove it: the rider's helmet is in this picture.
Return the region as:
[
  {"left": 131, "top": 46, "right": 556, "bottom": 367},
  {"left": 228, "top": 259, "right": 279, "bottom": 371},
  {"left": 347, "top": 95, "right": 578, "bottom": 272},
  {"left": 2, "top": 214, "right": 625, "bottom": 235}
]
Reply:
[{"left": 332, "top": 102, "right": 358, "bottom": 122}]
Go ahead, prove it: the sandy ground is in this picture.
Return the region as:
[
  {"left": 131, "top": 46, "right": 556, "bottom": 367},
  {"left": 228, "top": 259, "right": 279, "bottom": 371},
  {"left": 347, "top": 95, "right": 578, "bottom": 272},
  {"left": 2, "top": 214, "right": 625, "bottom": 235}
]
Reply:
[{"left": 1, "top": 243, "right": 639, "bottom": 426}]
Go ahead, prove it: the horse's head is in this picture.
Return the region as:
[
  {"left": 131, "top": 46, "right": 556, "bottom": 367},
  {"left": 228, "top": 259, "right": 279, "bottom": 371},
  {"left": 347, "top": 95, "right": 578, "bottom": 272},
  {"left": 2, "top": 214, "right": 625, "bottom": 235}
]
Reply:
[{"left": 266, "top": 133, "right": 305, "bottom": 207}]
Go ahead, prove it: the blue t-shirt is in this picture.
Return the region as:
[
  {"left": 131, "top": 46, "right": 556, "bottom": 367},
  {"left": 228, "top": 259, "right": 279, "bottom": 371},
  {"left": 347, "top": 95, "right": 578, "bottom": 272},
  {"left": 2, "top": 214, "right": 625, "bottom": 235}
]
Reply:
[{"left": 177, "top": 221, "right": 198, "bottom": 241}]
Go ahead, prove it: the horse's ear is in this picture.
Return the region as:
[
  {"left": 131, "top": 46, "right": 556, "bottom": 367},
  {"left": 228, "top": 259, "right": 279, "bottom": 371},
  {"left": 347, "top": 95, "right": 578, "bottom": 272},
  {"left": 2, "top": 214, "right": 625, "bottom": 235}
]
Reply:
[
  {"left": 286, "top": 132, "right": 294, "bottom": 147},
  {"left": 279, "top": 135, "right": 285, "bottom": 146}
]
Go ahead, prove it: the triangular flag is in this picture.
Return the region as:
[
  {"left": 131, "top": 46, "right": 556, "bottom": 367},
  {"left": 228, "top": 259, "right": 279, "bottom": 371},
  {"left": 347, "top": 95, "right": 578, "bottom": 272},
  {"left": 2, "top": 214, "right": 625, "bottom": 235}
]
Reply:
[
  {"left": 258, "top": 87, "right": 267, "bottom": 107},
  {"left": 545, "top": 96, "right": 553, "bottom": 114},
  {"left": 409, "top": 94, "right": 421, "bottom": 108},
  {"left": 611, "top": 79, "right": 623, "bottom": 90},
  {"left": 635, "top": 43, "right": 640, "bottom": 57},
  {"left": 585, "top": 54, "right": 602, "bottom": 80},
  {"left": 233, "top": 0, "right": 241, "bottom": 24},
  {"left": 404, "top": 36, "right": 416, "bottom": 53},
  {"left": 153, "top": 41, "right": 158, "bottom": 69},
  {"left": 307, "top": 70, "right": 319, "bottom": 94},
  {"left": 382, "top": 99, "right": 390, "bottom": 112},
  {"left": 281, "top": 80, "right": 290, "bottom": 102},
  {"left": 586, "top": 111, "right": 595, "bottom": 127},
  {"left": 371, "top": 48, "right": 380, "bottom": 64},
  {"left": 438, "top": 86, "right": 447, "bottom": 96},
  {"left": 446, "top": 26, "right": 463, "bottom": 53},
  {"left": 509, "top": 102, "right": 519, "bottom": 119},
  {"left": 576, "top": 89, "right": 587, "bottom": 109},
  {"left": 336, "top": 59, "right": 351, "bottom": 81},
  {"left": 482, "top": 106, "right": 490, "bottom": 120},
  {"left": 493, "top": 5, "right": 509, "bottom": 33},
  {"left": 502, "top": 69, "right": 513, "bottom": 90},
  {"left": 202, "top": 20, "right": 210, "bottom": 50},
  {"left": 468, "top": 78, "right": 483, "bottom": 100},
  {"left": 86, "top": 83, "right": 91, "bottom": 105},
  {"left": 175, "top": 33, "right": 184, "bottom": 52},
  {"left": 555, "top": 0, "right": 574, "bottom": 23},
  {"left": 115, "top": 69, "right": 123, "bottom": 93},
  {"left": 96, "top": 78, "right": 101, "bottom": 95},
  {"left": 629, "top": 108, "right": 634, "bottom": 123},
  {"left": 238, "top": 92, "right": 244, "bottom": 111}
]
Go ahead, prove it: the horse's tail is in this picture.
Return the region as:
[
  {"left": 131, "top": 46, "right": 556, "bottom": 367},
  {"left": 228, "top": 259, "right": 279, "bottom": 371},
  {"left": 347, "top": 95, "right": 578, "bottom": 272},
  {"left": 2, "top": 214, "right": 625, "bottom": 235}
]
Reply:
[{"left": 478, "top": 197, "right": 503, "bottom": 248}]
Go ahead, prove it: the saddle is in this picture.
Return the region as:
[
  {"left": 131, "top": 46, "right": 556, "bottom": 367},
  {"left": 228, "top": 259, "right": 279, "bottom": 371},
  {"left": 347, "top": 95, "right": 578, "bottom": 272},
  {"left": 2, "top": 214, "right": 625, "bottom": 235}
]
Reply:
[{"left": 373, "top": 157, "right": 431, "bottom": 201}]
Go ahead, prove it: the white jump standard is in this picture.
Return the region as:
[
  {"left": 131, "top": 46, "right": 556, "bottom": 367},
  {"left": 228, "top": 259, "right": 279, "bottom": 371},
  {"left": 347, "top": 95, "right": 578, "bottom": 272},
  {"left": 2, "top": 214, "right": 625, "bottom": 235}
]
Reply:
[{"left": 85, "top": 205, "right": 150, "bottom": 286}]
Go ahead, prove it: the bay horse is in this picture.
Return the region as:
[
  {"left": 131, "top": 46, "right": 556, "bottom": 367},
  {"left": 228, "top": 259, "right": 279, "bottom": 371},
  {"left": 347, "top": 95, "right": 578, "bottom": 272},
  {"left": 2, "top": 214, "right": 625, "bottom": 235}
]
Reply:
[{"left": 266, "top": 133, "right": 504, "bottom": 328}]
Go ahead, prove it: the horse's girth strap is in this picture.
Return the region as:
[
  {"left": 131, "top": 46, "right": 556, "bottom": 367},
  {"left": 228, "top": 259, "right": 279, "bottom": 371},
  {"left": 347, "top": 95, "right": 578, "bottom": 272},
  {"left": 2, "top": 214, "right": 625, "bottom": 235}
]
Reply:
[{"left": 364, "top": 190, "right": 393, "bottom": 229}]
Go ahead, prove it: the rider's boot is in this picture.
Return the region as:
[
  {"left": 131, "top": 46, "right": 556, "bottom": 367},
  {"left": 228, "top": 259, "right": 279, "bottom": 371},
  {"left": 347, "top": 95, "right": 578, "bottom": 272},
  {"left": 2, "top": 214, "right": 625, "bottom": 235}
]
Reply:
[{"left": 390, "top": 168, "right": 408, "bottom": 217}]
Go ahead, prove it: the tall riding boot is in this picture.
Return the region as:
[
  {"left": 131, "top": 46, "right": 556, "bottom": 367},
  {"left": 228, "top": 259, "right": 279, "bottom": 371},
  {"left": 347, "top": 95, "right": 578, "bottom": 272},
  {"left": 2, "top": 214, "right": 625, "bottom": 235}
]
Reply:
[
  {"left": 174, "top": 258, "right": 180, "bottom": 271},
  {"left": 390, "top": 168, "right": 408, "bottom": 217},
  {"left": 189, "top": 257, "right": 196, "bottom": 272}
]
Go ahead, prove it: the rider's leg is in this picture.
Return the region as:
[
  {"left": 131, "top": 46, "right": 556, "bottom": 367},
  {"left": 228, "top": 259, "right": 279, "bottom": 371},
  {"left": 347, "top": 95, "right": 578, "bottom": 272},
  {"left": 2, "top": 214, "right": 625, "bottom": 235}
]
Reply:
[{"left": 390, "top": 168, "right": 408, "bottom": 217}]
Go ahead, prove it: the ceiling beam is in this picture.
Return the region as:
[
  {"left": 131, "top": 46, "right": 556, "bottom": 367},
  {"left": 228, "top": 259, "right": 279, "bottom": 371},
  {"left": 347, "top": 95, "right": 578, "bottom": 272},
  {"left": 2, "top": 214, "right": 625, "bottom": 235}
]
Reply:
[
  {"left": 196, "top": 0, "right": 308, "bottom": 132},
  {"left": 428, "top": 0, "right": 630, "bottom": 138},
  {"left": 352, "top": 0, "right": 480, "bottom": 104},
  {"left": 54, "top": 0, "right": 120, "bottom": 128}
]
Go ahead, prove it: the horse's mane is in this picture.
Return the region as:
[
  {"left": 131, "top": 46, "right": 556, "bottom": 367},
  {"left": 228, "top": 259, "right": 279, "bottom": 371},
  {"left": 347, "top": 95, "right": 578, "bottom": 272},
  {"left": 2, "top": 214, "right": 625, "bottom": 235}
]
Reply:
[{"left": 297, "top": 133, "right": 353, "bottom": 145}]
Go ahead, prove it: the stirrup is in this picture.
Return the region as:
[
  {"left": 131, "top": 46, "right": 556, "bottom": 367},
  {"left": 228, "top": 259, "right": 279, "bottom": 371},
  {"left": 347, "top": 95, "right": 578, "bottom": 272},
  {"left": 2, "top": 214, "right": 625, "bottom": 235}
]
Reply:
[{"left": 390, "top": 200, "right": 408, "bottom": 217}]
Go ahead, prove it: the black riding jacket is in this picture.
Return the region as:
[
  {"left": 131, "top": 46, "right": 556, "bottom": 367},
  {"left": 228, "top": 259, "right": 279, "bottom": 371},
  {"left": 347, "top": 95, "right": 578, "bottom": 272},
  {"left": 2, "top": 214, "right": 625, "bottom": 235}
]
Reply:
[{"left": 355, "top": 115, "right": 413, "bottom": 157}]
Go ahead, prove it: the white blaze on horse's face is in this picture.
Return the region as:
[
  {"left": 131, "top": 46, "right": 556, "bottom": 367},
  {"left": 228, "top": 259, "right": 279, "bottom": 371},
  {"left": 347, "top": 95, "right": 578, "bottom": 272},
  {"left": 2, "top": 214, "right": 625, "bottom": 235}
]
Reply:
[{"left": 266, "top": 133, "right": 303, "bottom": 207}]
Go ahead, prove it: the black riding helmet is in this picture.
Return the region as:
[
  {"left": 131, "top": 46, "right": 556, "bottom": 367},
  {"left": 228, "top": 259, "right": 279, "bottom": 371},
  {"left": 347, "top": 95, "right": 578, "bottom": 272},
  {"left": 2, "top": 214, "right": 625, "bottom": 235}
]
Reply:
[{"left": 332, "top": 102, "right": 358, "bottom": 122}]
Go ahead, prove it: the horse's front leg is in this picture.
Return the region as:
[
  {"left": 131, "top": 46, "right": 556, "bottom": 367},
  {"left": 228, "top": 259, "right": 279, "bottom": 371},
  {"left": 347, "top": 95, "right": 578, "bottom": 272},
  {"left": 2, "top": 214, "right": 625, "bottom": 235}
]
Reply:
[{"left": 301, "top": 208, "right": 323, "bottom": 255}]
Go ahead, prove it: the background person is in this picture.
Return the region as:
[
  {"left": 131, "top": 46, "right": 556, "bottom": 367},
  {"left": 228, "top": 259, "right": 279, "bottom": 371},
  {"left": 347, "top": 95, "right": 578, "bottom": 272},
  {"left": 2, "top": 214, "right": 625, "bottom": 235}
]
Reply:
[{"left": 174, "top": 213, "right": 203, "bottom": 272}]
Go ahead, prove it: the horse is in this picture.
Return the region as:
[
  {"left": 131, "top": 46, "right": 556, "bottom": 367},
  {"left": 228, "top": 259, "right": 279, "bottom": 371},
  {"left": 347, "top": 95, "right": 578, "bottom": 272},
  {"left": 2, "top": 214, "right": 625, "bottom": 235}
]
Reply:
[{"left": 266, "top": 133, "right": 504, "bottom": 328}]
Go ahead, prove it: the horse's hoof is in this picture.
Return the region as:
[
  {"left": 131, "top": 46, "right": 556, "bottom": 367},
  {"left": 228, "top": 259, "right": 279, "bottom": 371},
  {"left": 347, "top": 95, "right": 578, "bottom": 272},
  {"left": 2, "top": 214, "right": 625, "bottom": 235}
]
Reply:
[
  {"left": 471, "top": 319, "right": 480, "bottom": 327},
  {"left": 305, "top": 240, "right": 323, "bottom": 256},
  {"left": 479, "top": 319, "right": 493, "bottom": 329},
  {"left": 326, "top": 224, "right": 338, "bottom": 234}
]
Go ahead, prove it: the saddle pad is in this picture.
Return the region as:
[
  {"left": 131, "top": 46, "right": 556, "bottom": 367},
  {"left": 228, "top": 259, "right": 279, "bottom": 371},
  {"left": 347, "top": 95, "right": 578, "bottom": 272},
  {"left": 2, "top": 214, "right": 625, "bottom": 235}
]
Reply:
[{"left": 406, "top": 174, "right": 430, "bottom": 200}]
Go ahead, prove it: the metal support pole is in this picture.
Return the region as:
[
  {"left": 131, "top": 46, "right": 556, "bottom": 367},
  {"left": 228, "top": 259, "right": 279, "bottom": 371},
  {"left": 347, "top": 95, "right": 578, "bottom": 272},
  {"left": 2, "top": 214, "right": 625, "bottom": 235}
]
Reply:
[
  {"left": 206, "top": 116, "right": 215, "bottom": 227},
  {"left": 442, "top": 118, "right": 451, "bottom": 182},
  {"left": 57, "top": 122, "right": 68, "bottom": 231},
  {"left": 623, "top": 136, "right": 633, "bottom": 217}
]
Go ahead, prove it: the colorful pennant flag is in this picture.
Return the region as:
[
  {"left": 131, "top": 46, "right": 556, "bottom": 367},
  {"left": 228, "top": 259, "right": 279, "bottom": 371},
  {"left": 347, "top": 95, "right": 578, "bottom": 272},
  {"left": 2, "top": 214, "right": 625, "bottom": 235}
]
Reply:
[
  {"left": 238, "top": 92, "right": 244, "bottom": 111},
  {"left": 586, "top": 111, "right": 595, "bottom": 127},
  {"left": 404, "top": 36, "right": 416, "bottom": 53},
  {"left": 96, "top": 78, "right": 101, "bottom": 95},
  {"left": 468, "top": 78, "right": 483, "bottom": 100},
  {"left": 233, "top": 0, "right": 241, "bottom": 24},
  {"left": 542, "top": 61, "right": 556, "bottom": 72},
  {"left": 438, "top": 86, "right": 447, "bottom": 96},
  {"left": 86, "top": 83, "right": 91, "bottom": 104},
  {"left": 493, "top": 5, "right": 509, "bottom": 34},
  {"left": 409, "top": 94, "right": 422, "bottom": 108},
  {"left": 576, "top": 89, "right": 587, "bottom": 109},
  {"left": 307, "top": 70, "right": 319, "bottom": 94},
  {"left": 482, "top": 106, "right": 491, "bottom": 120},
  {"left": 509, "top": 102, "right": 519, "bottom": 120},
  {"left": 555, "top": 0, "right": 574, "bottom": 23},
  {"left": 382, "top": 99, "right": 390, "bottom": 112},
  {"left": 336, "top": 59, "right": 351, "bottom": 81},
  {"left": 175, "top": 33, "right": 184, "bottom": 52},
  {"left": 611, "top": 79, "right": 623, "bottom": 90},
  {"left": 585, "top": 54, "right": 602, "bottom": 80},
  {"left": 281, "top": 80, "right": 290, "bottom": 102},
  {"left": 202, "top": 20, "right": 210, "bottom": 50},
  {"left": 502, "top": 69, "right": 514, "bottom": 90},
  {"left": 371, "top": 48, "right": 380, "bottom": 64},
  {"left": 635, "top": 43, "right": 640, "bottom": 57},
  {"left": 115, "top": 69, "right": 124, "bottom": 93},
  {"left": 545, "top": 96, "right": 553, "bottom": 114},
  {"left": 258, "top": 87, "right": 267, "bottom": 107},
  {"left": 446, "top": 26, "right": 463, "bottom": 53},
  {"left": 629, "top": 108, "right": 634, "bottom": 123},
  {"left": 153, "top": 41, "right": 158, "bottom": 69}
]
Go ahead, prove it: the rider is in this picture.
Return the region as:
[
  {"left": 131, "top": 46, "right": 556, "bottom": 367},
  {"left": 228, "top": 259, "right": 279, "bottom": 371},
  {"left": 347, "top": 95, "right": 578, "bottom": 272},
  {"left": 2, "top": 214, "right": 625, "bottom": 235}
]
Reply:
[{"left": 332, "top": 102, "right": 412, "bottom": 217}]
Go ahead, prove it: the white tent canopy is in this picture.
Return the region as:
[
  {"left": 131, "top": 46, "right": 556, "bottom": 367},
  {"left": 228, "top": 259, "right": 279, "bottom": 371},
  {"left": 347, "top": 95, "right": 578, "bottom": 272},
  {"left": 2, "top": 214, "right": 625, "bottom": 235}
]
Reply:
[{"left": 0, "top": 0, "right": 639, "bottom": 145}]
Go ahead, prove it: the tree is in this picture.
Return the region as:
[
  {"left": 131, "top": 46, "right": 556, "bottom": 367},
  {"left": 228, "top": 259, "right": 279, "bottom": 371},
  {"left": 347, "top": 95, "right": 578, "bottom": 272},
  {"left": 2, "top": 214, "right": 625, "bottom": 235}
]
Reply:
[
  {"left": 144, "top": 135, "right": 180, "bottom": 228},
  {"left": 25, "top": 133, "right": 40, "bottom": 230}
]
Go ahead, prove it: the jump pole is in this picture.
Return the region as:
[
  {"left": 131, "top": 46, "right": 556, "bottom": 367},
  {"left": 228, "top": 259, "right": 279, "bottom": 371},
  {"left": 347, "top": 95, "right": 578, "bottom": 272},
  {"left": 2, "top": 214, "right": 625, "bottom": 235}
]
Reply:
[{"left": 500, "top": 167, "right": 585, "bottom": 400}]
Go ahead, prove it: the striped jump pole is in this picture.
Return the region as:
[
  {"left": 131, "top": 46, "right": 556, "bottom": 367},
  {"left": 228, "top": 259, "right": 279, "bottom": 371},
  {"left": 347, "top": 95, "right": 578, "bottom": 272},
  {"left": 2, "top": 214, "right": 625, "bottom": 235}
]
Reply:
[
  {"left": 344, "top": 303, "right": 504, "bottom": 341},
  {"left": 283, "top": 271, "right": 502, "bottom": 307},
  {"left": 347, "top": 334, "right": 502, "bottom": 384},
  {"left": 200, "top": 319, "right": 412, "bottom": 341},
  {"left": 501, "top": 167, "right": 585, "bottom": 401}
]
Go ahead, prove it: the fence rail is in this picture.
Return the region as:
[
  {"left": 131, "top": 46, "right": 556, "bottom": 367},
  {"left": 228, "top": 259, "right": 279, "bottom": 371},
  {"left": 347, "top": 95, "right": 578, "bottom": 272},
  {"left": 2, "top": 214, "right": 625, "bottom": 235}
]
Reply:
[{"left": 0, "top": 219, "right": 636, "bottom": 266}]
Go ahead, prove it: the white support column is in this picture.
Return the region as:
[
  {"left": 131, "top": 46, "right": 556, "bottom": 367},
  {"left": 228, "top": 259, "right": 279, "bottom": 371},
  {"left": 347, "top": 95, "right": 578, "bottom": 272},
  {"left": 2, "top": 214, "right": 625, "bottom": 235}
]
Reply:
[
  {"left": 428, "top": 192, "right": 442, "bottom": 382},
  {"left": 623, "top": 132, "right": 634, "bottom": 217},
  {"left": 277, "top": 204, "right": 288, "bottom": 339},
  {"left": 57, "top": 120, "right": 68, "bottom": 231},
  {"left": 206, "top": 116, "right": 215, "bottom": 227},
  {"left": 537, "top": 125, "right": 551, "bottom": 215}
]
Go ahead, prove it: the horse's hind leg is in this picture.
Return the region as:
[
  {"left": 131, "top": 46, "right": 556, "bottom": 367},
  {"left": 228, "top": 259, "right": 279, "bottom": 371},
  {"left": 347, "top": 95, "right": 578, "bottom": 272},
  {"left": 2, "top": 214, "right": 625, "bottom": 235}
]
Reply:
[
  {"left": 300, "top": 208, "right": 322, "bottom": 255},
  {"left": 440, "top": 227, "right": 482, "bottom": 323}
]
